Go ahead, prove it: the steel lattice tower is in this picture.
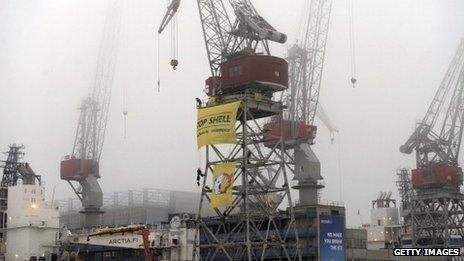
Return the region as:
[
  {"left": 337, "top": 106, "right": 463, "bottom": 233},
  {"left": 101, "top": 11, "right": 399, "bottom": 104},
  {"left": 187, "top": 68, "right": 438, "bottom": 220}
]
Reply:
[
  {"left": 410, "top": 187, "right": 464, "bottom": 247},
  {"left": 396, "top": 168, "right": 413, "bottom": 211},
  {"left": 1, "top": 145, "right": 25, "bottom": 187},
  {"left": 194, "top": 95, "right": 301, "bottom": 260},
  {"left": 400, "top": 39, "right": 464, "bottom": 247},
  {"left": 396, "top": 168, "right": 413, "bottom": 241},
  {"left": 157, "top": 0, "right": 300, "bottom": 259},
  {"left": 1, "top": 145, "right": 40, "bottom": 186}
]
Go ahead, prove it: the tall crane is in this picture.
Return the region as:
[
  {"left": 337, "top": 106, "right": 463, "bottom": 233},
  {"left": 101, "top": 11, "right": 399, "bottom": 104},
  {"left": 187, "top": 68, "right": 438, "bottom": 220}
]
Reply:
[
  {"left": 277, "top": 0, "right": 333, "bottom": 205},
  {"left": 400, "top": 39, "right": 464, "bottom": 187},
  {"left": 283, "top": 0, "right": 332, "bottom": 126},
  {"left": 400, "top": 39, "right": 464, "bottom": 247},
  {"left": 60, "top": 0, "right": 121, "bottom": 228},
  {"left": 160, "top": 1, "right": 302, "bottom": 260}
]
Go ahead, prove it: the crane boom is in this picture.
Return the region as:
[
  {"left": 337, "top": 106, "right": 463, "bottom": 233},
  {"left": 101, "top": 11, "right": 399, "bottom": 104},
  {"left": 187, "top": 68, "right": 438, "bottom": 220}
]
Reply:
[
  {"left": 228, "top": 0, "right": 286, "bottom": 45},
  {"left": 159, "top": 0, "right": 286, "bottom": 95},
  {"left": 61, "top": 0, "right": 121, "bottom": 228},
  {"left": 159, "top": 0, "right": 287, "bottom": 80},
  {"left": 316, "top": 103, "right": 338, "bottom": 142},
  {"left": 196, "top": 0, "right": 286, "bottom": 78},
  {"left": 72, "top": 0, "right": 121, "bottom": 161},
  {"left": 284, "top": 0, "right": 332, "bottom": 126},
  {"left": 400, "top": 40, "right": 464, "bottom": 157},
  {"left": 196, "top": 0, "right": 233, "bottom": 77},
  {"left": 400, "top": 39, "right": 464, "bottom": 168},
  {"left": 158, "top": 0, "right": 181, "bottom": 34}
]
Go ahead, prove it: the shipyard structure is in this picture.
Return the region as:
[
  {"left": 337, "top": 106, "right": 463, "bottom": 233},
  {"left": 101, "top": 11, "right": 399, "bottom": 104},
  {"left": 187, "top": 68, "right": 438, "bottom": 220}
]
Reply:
[
  {"left": 4, "top": 0, "right": 464, "bottom": 259},
  {"left": 58, "top": 189, "right": 206, "bottom": 230},
  {"left": 0, "top": 145, "right": 60, "bottom": 260}
]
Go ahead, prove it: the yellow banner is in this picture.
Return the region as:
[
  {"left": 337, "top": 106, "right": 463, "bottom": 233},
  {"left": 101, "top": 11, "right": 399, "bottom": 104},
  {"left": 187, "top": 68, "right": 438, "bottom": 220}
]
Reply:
[
  {"left": 210, "top": 162, "right": 236, "bottom": 208},
  {"left": 197, "top": 101, "right": 240, "bottom": 149}
]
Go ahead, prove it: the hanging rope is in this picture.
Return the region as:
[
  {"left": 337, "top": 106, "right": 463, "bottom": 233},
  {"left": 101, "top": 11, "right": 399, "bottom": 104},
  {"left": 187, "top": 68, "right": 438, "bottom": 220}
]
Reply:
[
  {"left": 337, "top": 134, "right": 342, "bottom": 201},
  {"left": 122, "top": 0, "right": 130, "bottom": 137},
  {"left": 198, "top": 150, "right": 202, "bottom": 168},
  {"left": 157, "top": 0, "right": 179, "bottom": 91},
  {"left": 197, "top": 99, "right": 203, "bottom": 170},
  {"left": 170, "top": 12, "right": 179, "bottom": 70},
  {"left": 157, "top": 33, "right": 161, "bottom": 92},
  {"left": 348, "top": 0, "right": 357, "bottom": 87},
  {"left": 123, "top": 79, "right": 128, "bottom": 139}
]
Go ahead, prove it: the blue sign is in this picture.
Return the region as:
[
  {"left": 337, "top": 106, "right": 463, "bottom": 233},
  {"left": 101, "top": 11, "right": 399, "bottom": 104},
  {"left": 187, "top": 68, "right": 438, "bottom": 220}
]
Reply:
[{"left": 319, "top": 215, "right": 345, "bottom": 261}]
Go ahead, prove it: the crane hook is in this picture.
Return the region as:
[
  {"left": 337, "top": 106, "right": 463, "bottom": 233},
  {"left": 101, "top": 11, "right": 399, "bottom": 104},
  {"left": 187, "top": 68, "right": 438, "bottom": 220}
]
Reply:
[
  {"left": 170, "top": 59, "right": 179, "bottom": 70},
  {"left": 350, "top": 77, "right": 357, "bottom": 88}
]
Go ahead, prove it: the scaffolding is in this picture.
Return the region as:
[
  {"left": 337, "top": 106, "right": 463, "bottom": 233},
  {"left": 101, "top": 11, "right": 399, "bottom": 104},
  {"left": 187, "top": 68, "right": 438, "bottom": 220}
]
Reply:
[
  {"left": 194, "top": 94, "right": 301, "bottom": 260},
  {"left": 396, "top": 168, "right": 413, "bottom": 211}
]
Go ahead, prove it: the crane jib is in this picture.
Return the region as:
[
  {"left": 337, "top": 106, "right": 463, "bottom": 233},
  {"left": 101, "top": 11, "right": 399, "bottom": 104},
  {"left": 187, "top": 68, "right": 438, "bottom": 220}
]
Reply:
[{"left": 400, "top": 39, "right": 464, "bottom": 189}]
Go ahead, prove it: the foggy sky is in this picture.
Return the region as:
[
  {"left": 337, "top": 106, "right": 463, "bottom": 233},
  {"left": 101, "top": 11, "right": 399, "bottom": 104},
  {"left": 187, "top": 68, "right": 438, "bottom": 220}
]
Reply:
[{"left": 0, "top": 0, "right": 463, "bottom": 226}]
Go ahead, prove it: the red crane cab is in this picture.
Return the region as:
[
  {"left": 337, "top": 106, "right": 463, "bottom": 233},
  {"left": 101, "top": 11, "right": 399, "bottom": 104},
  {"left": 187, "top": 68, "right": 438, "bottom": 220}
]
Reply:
[
  {"left": 264, "top": 120, "right": 317, "bottom": 148},
  {"left": 60, "top": 157, "right": 100, "bottom": 181},
  {"left": 205, "top": 55, "right": 288, "bottom": 96},
  {"left": 411, "top": 165, "right": 463, "bottom": 189}
]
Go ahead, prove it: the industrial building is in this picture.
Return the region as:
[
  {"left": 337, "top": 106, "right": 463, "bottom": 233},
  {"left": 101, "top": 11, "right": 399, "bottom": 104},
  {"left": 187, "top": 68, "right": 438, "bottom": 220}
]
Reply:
[
  {"left": 294, "top": 202, "right": 345, "bottom": 259},
  {"left": 365, "top": 192, "right": 401, "bottom": 249},
  {"left": 58, "top": 188, "right": 209, "bottom": 229},
  {"left": 5, "top": 183, "right": 59, "bottom": 260}
]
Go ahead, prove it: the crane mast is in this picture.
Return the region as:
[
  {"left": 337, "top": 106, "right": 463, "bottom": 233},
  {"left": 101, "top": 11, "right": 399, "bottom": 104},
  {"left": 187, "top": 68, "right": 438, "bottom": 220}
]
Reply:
[
  {"left": 284, "top": 0, "right": 332, "bottom": 126},
  {"left": 400, "top": 39, "right": 464, "bottom": 247},
  {"left": 196, "top": 0, "right": 233, "bottom": 78},
  {"left": 272, "top": 0, "right": 332, "bottom": 206},
  {"left": 60, "top": 0, "right": 121, "bottom": 228},
  {"left": 73, "top": 0, "right": 121, "bottom": 162}
]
